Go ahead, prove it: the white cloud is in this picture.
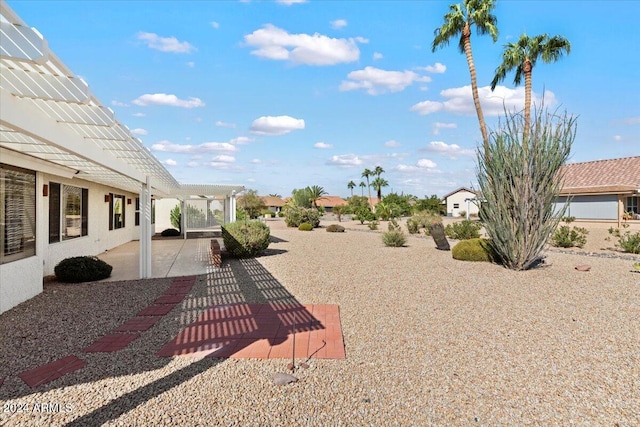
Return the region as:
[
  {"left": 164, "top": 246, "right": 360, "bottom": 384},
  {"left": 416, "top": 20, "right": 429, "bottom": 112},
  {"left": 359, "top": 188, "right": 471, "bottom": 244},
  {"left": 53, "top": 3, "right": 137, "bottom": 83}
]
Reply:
[
  {"left": 327, "top": 154, "right": 363, "bottom": 167},
  {"left": 111, "top": 100, "right": 128, "bottom": 107},
  {"left": 340, "top": 66, "right": 431, "bottom": 95},
  {"left": 250, "top": 115, "right": 305, "bottom": 135},
  {"left": 132, "top": 93, "right": 205, "bottom": 108},
  {"left": 410, "top": 100, "right": 443, "bottom": 115},
  {"left": 187, "top": 161, "right": 199, "bottom": 167},
  {"left": 163, "top": 159, "right": 177, "bottom": 166},
  {"left": 131, "top": 128, "right": 148, "bottom": 136},
  {"left": 373, "top": 52, "right": 383, "bottom": 60},
  {"left": 151, "top": 140, "right": 237, "bottom": 154},
  {"left": 384, "top": 140, "right": 399, "bottom": 147},
  {"left": 331, "top": 19, "right": 348, "bottom": 29},
  {"left": 186, "top": 61, "right": 195, "bottom": 68},
  {"left": 625, "top": 117, "right": 640, "bottom": 125},
  {"left": 416, "top": 158, "right": 437, "bottom": 168},
  {"left": 246, "top": 178, "right": 256, "bottom": 182},
  {"left": 244, "top": 24, "right": 365, "bottom": 66},
  {"left": 411, "top": 85, "right": 557, "bottom": 117},
  {"left": 432, "top": 122, "right": 457, "bottom": 135},
  {"left": 423, "top": 62, "right": 446, "bottom": 73},
  {"left": 230, "top": 136, "right": 252, "bottom": 145},
  {"left": 396, "top": 158, "right": 439, "bottom": 172},
  {"left": 137, "top": 32, "right": 196, "bottom": 53},
  {"left": 614, "top": 135, "right": 622, "bottom": 141},
  {"left": 421, "top": 141, "right": 475, "bottom": 159},
  {"left": 276, "top": 0, "right": 307, "bottom": 4},
  {"left": 212, "top": 155, "right": 235, "bottom": 163},
  {"left": 132, "top": 112, "right": 146, "bottom": 117},
  {"left": 210, "top": 21, "right": 220, "bottom": 29},
  {"left": 215, "top": 121, "right": 237, "bottom": 128},
  {"left": 314, "top": 142, "right": 333, "bottom": 149},
  {"left": 251, "top": 158, "right": 261, "bottom": 164}
]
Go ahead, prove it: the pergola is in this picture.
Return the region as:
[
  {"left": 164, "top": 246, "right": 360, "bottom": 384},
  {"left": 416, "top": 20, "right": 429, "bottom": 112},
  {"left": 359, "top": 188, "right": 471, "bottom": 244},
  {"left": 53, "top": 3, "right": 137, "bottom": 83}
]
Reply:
[{"left": 0, "top": 1, "right": 243, "bottom": 277}]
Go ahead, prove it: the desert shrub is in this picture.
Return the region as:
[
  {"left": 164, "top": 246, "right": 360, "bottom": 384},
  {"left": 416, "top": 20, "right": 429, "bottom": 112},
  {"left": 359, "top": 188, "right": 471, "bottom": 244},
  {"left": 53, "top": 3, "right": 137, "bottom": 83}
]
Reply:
[
  {"left": 298, "top": 223, "right": 313, "bottom": 231},
  {"left": 551, "top": 218, "right": 588, "bottom": 248},
  {"left": 451, "top": 239, "right": 495, "bottom": 262},
  {"left": 222, "top": 220, "right": 270, "bottom": 258},
  {"left": 54, "top": 256, "right": 113, "bottom": 283},
  {"left": 477, "top": 108, "right": 575, "bottom": 270},
  {"left": 161, "top": 228, "right": 181, "bottom": 237},
  {"left": 170, "top": 205, "right": 181, "bottom": 230},
  {"left": 458, "top": 210, "right": 467, "bottom": 218},
  {"left": 368, "top": 220, "right": 379, "bottom": 230},
  {"left": 332, "top": 205, "right": 345, "bottom": 222},
  {"left": 284, "top": 206, "right": 320, "bottom": 228},
  {"left": 445, "top": 220, "right": 482, "bottom": 240},
  {"left": 277, "top": 211, "right": 284, "bottom": 217},
  {"left": 326, "top": 224, "right": 345, "bottom": 233},
  {"left": 607, "top": 224, "right": 640, "bottom": 254},
  {"left": 383, "top": 220, "right": 406, "bottom": 247},
  {"left": 406, "top": 217, "right": 420, "bottom": 234}
]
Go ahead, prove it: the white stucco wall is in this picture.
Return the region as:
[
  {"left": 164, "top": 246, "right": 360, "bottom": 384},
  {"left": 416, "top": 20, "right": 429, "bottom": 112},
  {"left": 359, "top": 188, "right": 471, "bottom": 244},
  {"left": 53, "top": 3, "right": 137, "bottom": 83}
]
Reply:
[
  {"left": 155, "top": 198, "right": 180, "bottom": 232},
  {"left": 446, "top": 190, "right": 480, "bottom": 217}
]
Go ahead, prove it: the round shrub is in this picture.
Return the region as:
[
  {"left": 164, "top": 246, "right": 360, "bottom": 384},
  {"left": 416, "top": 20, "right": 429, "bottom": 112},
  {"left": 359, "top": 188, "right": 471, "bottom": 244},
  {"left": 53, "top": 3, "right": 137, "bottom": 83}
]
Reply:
[
  {"left": 451, "top": 238, "right": 495, "bottom": 262},
  {"left": 382, "top": 230, "right": 407, "bottom": 247},
  {"left": 222, "top": 220, "right": 271, "bottom": 258},
  {"left": 54, "top": 256, "right": 113, "bottom": 283},
  {"left": 161, "top": 228, "right": 181, "bottom": 237},
  {"left": 445, "top": 220, "right": 482, "bottom": 240},
  {"left": 298, "top": 223, "right": 313, "bottom": 231},
  {"left": 326, "top": 224, "right": 345, "bottom": 233},
  {"left": 284, "top": 206, "right": 320, "bottom": 228}
]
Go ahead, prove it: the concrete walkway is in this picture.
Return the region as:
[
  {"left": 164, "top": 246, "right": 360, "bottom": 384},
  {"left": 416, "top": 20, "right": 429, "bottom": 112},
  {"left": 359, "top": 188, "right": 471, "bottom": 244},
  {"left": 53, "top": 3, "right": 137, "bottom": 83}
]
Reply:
[{"left": 97, "top": 238, "right": 216, "bottom": 281}]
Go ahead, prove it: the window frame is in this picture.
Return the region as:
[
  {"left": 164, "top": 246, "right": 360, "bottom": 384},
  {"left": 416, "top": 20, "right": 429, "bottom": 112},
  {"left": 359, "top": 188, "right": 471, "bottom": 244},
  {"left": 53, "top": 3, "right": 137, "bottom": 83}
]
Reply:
[
  {"left": 49, "top": 182, "right": 89, "bottom": 243},
  {"left": 109, "top": 193, "right": 126, "bottom": 230},
  {"left": 1, "top": 163, "right": 36, "bottom": 264}
]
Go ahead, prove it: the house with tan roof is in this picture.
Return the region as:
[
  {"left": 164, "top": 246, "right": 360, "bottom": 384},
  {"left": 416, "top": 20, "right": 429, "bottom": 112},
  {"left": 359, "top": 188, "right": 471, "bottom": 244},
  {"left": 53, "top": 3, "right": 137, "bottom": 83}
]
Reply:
[
  {"left": 557, "top": 156, "right": 640, "bottom": 224},
  {"left": 261, "top": 196, "right": 286, "bottom": 213},
  {"left": 316, "top": 196, "right": 348, "bottom": 212},
  {"left": 442, "top": 187, "right": 480, "bottom": 218}
]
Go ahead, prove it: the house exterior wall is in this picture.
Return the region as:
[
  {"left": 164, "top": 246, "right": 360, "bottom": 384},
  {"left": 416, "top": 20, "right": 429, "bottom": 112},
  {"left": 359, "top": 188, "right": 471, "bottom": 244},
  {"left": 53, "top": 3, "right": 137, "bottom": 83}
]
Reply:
[
  {"left": 446, "top": 190, "right": 479, "bottom": 217},
  {"left": 1, "top": 156, "right": 144, "bottom": 314},
  {"left": 556, "top": 195, "right": 619, "bottom": 220}
]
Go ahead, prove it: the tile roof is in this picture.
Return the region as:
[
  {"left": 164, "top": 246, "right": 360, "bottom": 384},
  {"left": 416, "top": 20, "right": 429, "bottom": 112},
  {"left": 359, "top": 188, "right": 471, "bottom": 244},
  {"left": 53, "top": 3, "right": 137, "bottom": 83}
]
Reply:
[
  {"left": 316, "top": 196, "right": 347, "bottom": 207},
  {"left": 442, "top": 187, "right": 476, "bottom": 200},
  {"left": 560, "top": 156, "right": 640, "bottom": 195},
  {"left": 260, "top": 196, "right": 286, "bottom": 207}
]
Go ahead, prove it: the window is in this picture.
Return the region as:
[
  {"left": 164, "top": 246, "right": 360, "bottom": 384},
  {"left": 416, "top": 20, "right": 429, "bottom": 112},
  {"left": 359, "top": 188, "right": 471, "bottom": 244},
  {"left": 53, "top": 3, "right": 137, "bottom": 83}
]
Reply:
[
  {"left": 49, "top": 183, "right": 88, "bottom": 243},
  {"left": 135, "top": 197, "right": 156, "bottom": 226},
  {"left": 1, "top": 164, "right": 36, "bottom": 264},
  {"left": 109, "top": 193, "right": 125, "bottom": 230},
  {"left": 453, "top": 203, "right": 460, "bottom": 209},
  {"left": 627, "top": 196, "right": 639, "bottom": 214}
]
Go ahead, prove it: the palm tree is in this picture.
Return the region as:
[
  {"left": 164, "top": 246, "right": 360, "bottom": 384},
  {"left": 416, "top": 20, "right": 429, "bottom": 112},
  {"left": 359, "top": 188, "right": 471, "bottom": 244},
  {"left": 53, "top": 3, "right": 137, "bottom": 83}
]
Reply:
[
  {"left": 361, "top": 168, "right": 373, "bottom": 208},
  {"left": 373, "top": 165, "right": 385, "bottom": 178},
  {"left": 359, "top": 181, "right": 366, "bottom": 197},
  {"left": 490, "top": 33, "right": 571, "bottom": 145},
  {"left": 371, "top": 177, "right": 389, "bottom": 201},
  {"left": 347, "top": 180, "right": 356, "bottom": 197},
  {"left": 432, "top": 0, "right": 498, "bottom": 153},
  {"left": 306, "top": 185, "right": 328, "bottom": 209},
  {"left": 268, "top": 193, "right": 282, "bottom": 198}
]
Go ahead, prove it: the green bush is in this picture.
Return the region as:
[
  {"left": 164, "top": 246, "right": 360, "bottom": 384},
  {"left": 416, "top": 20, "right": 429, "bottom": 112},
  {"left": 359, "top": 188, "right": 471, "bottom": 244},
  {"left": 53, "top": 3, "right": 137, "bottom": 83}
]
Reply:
[
  {"left": 608, "top": 224, "right": 640, "bottom": 254},
  {"left": 368, "top": 220, "right": 379, "bottom": 230},
  {"left": 326, "top": 224, "right": 345, "bottom": 233},
  {"left": 451, "top": 238, "right": 495, "bottom": 262},
  {"left": 161, "top": 228, "right": 181, "bottom": 237},
  {"left": 407, "top": 211, "right": 442, "bottom": 235},
  {"left": 382, "top": 230, "right": 407, "bottom": 247},
  {"left": 284, "top": 206, "right": 320, "bottom": 228},
  {"left": 298, "top": 223, "right": 313, "bottom": 231},
  {"left": 406, "top": 217, "right": 420, "bottom": 234},
  {"left": 170, "top": 205, "right": 181, "bottom": 230},
  {"left": 277, "top": 211, "right": 284, "bottom": 217},
  {"left": 445, "top": 220, "right": 482, "bottom": 240},
  {"left": 551, "top": 223, "right": 588, "bottom": 248},
  {"left": 54, "top": 256, "right": 113, "bottom": 283},
  {"left": 222, "top": 220, "right": 271, "bottom": 258}
]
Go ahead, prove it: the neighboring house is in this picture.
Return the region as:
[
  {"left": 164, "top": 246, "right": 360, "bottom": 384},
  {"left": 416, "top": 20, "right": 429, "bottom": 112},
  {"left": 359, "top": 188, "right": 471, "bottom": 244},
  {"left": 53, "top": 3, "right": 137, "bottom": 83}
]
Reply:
[
  {"left": 316, "top": 196, "right": 348, "bottom": 212},
  {"left": 442, "top": 188, "right": 480, "bottom": 218},
  {"left": 557, "top": 156, "right": 640, "bottom": 224},
  {"left": 0, "top": 3, "right": 242, "bottom": 313},
  {"left": 261, "top": 196, "right": 286, "bottom": 213}
]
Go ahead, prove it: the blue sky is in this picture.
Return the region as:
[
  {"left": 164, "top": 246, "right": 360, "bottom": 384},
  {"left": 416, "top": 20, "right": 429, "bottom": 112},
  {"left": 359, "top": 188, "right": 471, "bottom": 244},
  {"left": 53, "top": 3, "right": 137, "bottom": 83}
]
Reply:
[{"left": 10, "top": 0, "right": 639, "bottom": 198}]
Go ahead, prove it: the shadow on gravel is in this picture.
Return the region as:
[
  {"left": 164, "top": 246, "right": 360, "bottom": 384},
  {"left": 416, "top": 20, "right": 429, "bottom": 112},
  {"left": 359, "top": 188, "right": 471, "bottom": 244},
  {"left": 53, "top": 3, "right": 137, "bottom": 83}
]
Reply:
[{"left": 0, "top": 255, "right": 322, "bottom": 426}]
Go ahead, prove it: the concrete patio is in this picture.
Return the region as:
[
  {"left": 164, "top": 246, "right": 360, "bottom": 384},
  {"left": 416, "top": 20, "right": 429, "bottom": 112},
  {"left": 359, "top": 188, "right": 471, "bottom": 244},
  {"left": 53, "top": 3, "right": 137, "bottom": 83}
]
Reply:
[{"left": 97, "top": 238, "right": 218, "bottom": 281}]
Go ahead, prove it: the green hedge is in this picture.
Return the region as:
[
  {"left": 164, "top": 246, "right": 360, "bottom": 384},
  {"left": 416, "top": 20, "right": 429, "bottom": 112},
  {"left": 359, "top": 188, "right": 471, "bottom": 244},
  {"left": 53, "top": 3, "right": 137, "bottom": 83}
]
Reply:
[{"left": 222, "top": 220, "right": 271, "bottom": 258}]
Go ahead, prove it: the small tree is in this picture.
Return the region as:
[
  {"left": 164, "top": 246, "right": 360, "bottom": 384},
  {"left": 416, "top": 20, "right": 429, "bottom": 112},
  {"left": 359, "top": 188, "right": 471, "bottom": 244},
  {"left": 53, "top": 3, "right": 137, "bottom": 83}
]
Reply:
[
  {"left": 170, "top": 205, "right": 181, "bottom": 231},
  {"left": 477, "top": 107, "right": 576, "bottom": 270},
  {"left": 238, "top": 189, "right": 266, "bottom": 219}
]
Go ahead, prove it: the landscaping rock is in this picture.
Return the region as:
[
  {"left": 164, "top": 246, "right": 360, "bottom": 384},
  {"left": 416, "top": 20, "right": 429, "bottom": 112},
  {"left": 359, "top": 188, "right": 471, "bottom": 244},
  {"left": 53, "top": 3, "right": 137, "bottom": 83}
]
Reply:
[
  {"left": 575, "top": 264, "right": 591, "bottom": 271},
  {"left": 273, "top": 372, "right": 298, "bottom": 386}
]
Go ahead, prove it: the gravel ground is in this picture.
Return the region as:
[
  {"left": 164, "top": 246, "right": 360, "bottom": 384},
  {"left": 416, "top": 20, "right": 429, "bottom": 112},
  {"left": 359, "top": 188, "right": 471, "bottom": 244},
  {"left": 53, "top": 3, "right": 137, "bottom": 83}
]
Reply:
[{"left": 1, "top": 219, "right": 639, "bottom": 426}]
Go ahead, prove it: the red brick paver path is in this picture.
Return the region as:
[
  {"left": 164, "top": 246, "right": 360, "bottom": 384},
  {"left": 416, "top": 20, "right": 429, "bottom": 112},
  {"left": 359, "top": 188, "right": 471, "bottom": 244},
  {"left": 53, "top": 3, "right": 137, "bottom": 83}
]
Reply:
[
  {"left": 157, "top": 303, "right": 345, "bottom": 360},
  {"left": 83, "top": 333, "right": 141, "bottom": 353},
  {"left": 18, "top": 355, "right": 86, "bottom": 388}
]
